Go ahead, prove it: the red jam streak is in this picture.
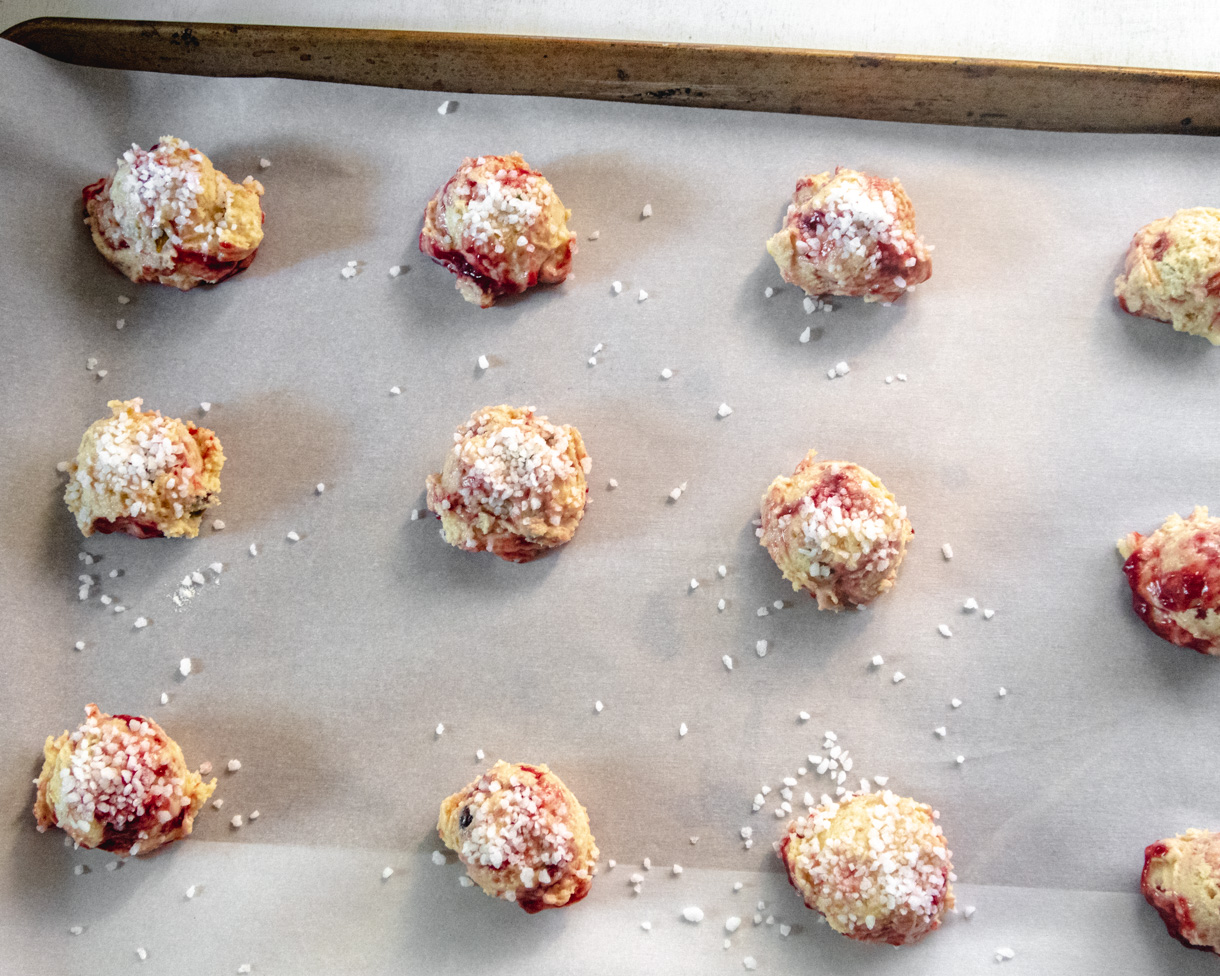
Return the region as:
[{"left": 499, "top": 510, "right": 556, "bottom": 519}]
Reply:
[
  {"left": 1122, "top": 534, "right": 1220, "bottom": 654},
  {"left": 1142, "top": 842, "right": 1208, "bottom": 951},
  {"left": 91, "top": 517, "right": 165, "bottom": 539},
  {"left": 1150, "top": 232, "right": 1173, "bottom": 262}
]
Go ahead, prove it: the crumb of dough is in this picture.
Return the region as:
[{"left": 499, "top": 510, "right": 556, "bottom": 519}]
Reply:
[
  {"left": 1118, "top": 506, "right": 1220, "bottom": 654},
  {"left": 63, "top": 399, "right": 223, "bottom": 540},
  {"left": 426, "top": 405, "right": 590, "bottom": 562},
  {"left": 760, "top": 450, "right": 912, "bottom": 610},
  {"left": 419, "top": 153, "right": 574, "bottom": 307},
  {"left": 1115, "top": 208, "right": 1220, "bottom": 343},
  {"left": 438, "top": 761, "right": 598, "bottom": 913},
  {"left": 1142, "top": 829, "right": 1220, "bottom": 953},
  {"left": 779, "top": 791, "right": 953, "bottom": 946},
  {"left": 766, "top": 167, "right": 931, "bottom": 305},
  {"left": 33, "top": 705, "right": 215, "bottom": 857},
  {"left": 83, "top": 136, "right": 264, "bottom": 290}
]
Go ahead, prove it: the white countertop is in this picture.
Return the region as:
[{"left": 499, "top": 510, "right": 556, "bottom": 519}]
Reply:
[{"left": 2, "top": 0, "right": 1219, "bottom": 73}]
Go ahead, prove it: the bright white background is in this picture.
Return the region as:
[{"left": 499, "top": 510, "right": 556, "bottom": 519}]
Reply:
[{"left": 2, "top": 0, "right": 1220, "bottom": 72}]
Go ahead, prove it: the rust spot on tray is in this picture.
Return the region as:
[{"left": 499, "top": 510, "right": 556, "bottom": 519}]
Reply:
[{"left": 169, "top": 27, "right": 200, "bottom": 49}]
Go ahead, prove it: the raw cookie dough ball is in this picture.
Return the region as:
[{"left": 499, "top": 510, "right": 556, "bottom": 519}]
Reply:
[
  {"left": 1142, "top": 829, "right": 1220, "bottom": 953},
  {"left": 438, "top": 761, "right": 599, "bottom": 913},
  {"left": 779, "top": 791, "right": 954, "bottom": 947},
  {"left": 34, "top": 704, "right": 215, "bottom": 857},
  {"left": 766, "top": 167, "right": 932, "bottom": 304},
  {"left": 63, "top": 398, "right": 224, "bottom": 539},
  {"left": 760, "top": 450, "right": 912, "bottom": 610},
  {"left": 419, "top": 153, "right": 575, "bottom": 307},
  {"left": 425, "top": 405, "right": 590, "bottom": 562},
  {"left": 1118, "top": 507, "right": 1220, "bottom": 654},
  {"left": 1115, "top": 208, "right": 1220, "bottom": 344},
  {"left": 83, "top": 136, "right": 265, "bottom": 290}
]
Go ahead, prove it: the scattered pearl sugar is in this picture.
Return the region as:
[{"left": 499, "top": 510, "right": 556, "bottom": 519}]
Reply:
[
  {"left": 389, "top": 386, "right": 401, "bottom": 395},
  {"left": 934, "top": 726, "right": 947, "bottom": 737},
  {"left": 897, "top": 373, "right": 907, "bottom": 381},
  {"left": 718, "top": 599, "right": 726, "bottom": 611},
  {"left": 984, "top": 608, "right": 996, "bottom": 619},
  {"left": 871, "top": 655, "right": 884, "bottom": 667},
  {"left": 669, "top": 487, "right": 683, "bottom": 501},
  {"left": 717, "top": 565, "right": 727, "bottom": 577},
  {"left": 798, "top": 711, "right": 810, "bottom": 722},
  {"left": 117, "top": 295, "right": 130, "bottom": 304},
  {"left": 438, "top": 99, "right": 455, "bottom": 114},
  {"left": 227, "top": 759, "right": 242, "bottom": 772},
  {"left": 952, "top": 698, "right": 962, "bottom": 708},
  {"left": 835, "top": 361, "right": 850, "bottom": 376},
  {"left": 638, "top": 289, "right": 649, "bottom": 302},
  {"left": 690, "top": 837, "right": 699, "bottom": 844},
  {"left": 690, "top": 578, "right": 699, "bottom": 590},
  {"left": 259, "top": 157, "right": 271, "bottom": 169},
  {"left": 756, "top": 607, "right": 768, "bottom": 617},
  {"left": 70, "top": 925, "right": 84, "bottom": 935},
  {"left": 995, "top": 948, "right": 1015, "bottom": 961},
  {"left": 286, "top": 531, "right": 300, "bottom": 542},
  {"left": 476, "top": 748, "right": 485, "bottom": 760},
  {"left": 640, "top": 920, "right": 651, "bottom": 931},
  {"left": 722, "top": 655, "right": 733, "bottom": 670},
  {"left": 734, "top": 882, "right": 743, "bottom": 891},
  {"left": 892, "top": 671, "right": 905, "bottom": 683},
  {"left": 382, "top": 867, "right": 394, "bottom": 879},
  {"left": 477, "top": 355, "right": 489, "bottom": 370},
  {"left": 73, "top": 864, "right": 84, "bottom": 876},
  {"left": 238, "top": 966, "right": 252, "bottom": 975},
  {"left": 756, "top": 640, "right": 767, "bottom": 657},
  {"left": 773, "top": 600, "right": 783, "bottom": 610},
  {"left": 199, "top": 762, "right": 212, "bottom": 776},
  {"left": 209, "top": 562, "right": 223, "bottom": 574},
  {"left": 231, "top": 815, "right": 243, "bottom": 828},
  {"left": 133, "top": 617, "right": 148, "bottom": 629},
  {"left": 612, "top": 280, "right": 623, "bottom": 294},
  {"left": 588, "top": 230, "right": 600, "bottom": 240},
  {"left": 431, "top": 851, "right": 446, "bottom": 865},
  {"left": 799, "top": 325, "right": 811, "bottom": 342},
  {"left": 885, "top": 375, "right": 893, "bottom": 383},
  {"left": 963, "top": 597, "right": 979, "bottom": 611},
  {"left": 179, "top": 658, "right": 191, "bottom": 676},
  {"left": 717, "top": 403, "right": 733, "bottom": 418},
  {"left": 186, "top": 885, "right": 198, "bottom": 899},
  {"left": 999, "top": 687, "right": 1008, "bottom": 697},
  {"left": 249, "top": 543, "right": 258, "bottom": 556},
  {"left": 938, "top": 624, "right": 953, "bottom": 638},
  {"left": 963, "top": 905, "right": 976, "bottom": 918},
  {"left": 316, "top": 483, "right": 326, "bottom": 494},
  {"left": 744, "top": 957, "right": 757, "bottom": 971},
  {"left": 160, "top": 693, "right": 168, "bottom": 705},
  {"left": 942, "top": 543, "right": 953, "bottom": 560},
  {"left": 410, "top": 509, "right": 419, "bottom": 521},
  {"left": 679, "top": 723, "right": 688, "bottom": 737},
  {"left": 641, "top": 203, "right": 652, "bottom": 218},
  {"left": 435, "top": 723, "right": 445, "bottom": 736},
  {"left": 780, "top": 923, "right": 791, "bottom": 936},
  {"left": 725, "top": 916, "right": 742, "bottom": 932},
  {"left": 136, "top": 947, "right": 147, "bottom": 961},
  {"left": 660, "top": 367, "right": 673, "bottom": 379},
  {"left": 956, "top": 755, "right": 965, "bottom": 765},
  {"left": 608, "top": 479, "right": 618, "bottom": 489},
  {"left": 682, "top": 906, "right": 704, "bottom": 923},
  {"left": 672, "top": 864, "right": 683, "bottom": 875},
  {"left": 116, "top": 318, "right": 125, "bottom": 330},
  {"left": 74, "top": 641, "right": 85, "bottom": 651},
  {"left": 458, "top": 875, "right": 474, "bottom": 887},
  {"left": 389, "top": 265, "right": 402, "bottom": 277},
  {"left": 213, "top": 519, "right": 225, "bottom": 531},
  {"left": 594, "top": 700, "right": 603, "bottom": 713},
  {"left": 873, "top": 775, "right": 888, "bottom": 785},
  {"left": 249, "top": 811, "right": 259, "bottom": 820}
]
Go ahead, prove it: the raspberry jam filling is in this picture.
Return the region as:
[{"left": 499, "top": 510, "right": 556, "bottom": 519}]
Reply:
[{"left": 92, "top": 516, "right": 165, "bottom": 539}]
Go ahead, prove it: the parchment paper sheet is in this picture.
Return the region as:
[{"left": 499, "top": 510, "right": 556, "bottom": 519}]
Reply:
[{"left": 1, "top": 37, "right": 1219, "bottom": 975}]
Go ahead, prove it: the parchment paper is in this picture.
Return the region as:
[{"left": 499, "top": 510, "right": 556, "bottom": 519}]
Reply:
[{"left": 1, "top": 37, "right": 1219, "bottom": 975}]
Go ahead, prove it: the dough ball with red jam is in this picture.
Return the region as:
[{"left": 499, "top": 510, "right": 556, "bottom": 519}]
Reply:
[
  {"left": 34, "top": 704, "right": 216, "bottom": 857},
  {"left": 1114, "top": 208, "right": 1220, "bottom": 344},
  {"left": 425, "top": 405, "right": 590, "bottom": 562},
  {"left": 1118, "top": 507, "right": 1220, "bottom": 654},
  {"left": 438, "top": 761, "right": 599, "bottom": 913},
  {"left": 779, "top": 791, "right": 954, "bottom": 947},
  {"left": 419, "top": 153, "right": 574, "bottom": 307},
  {"left": 1142, "top": 829, "right": 1220, "bottom": 954},
  {"left": 760, "top": 450, "right": 912, "bottom": 610},
  {"left": 63, "top": 399, "right": 224, "bottom": 539},
  {"left": 766, "top": 167, "right": 932, "bottom": 304},
  {"left": 84, "top": 136, "right": 265, "bottom": 290}
]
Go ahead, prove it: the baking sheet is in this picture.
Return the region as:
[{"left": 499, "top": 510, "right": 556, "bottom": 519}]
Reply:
[{"left": 1, "top": 36, "right": 1219, "bottom": 975}]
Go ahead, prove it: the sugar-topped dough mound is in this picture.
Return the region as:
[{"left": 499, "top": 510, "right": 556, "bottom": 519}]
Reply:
[
  {"left": 438, "top": 761, "right": 599, "bottom": 913},
  {"left": 83, "top": 136, "right": 264, "bottom": 290},
  {"left": 779, "top": 791, "right": 954, "bottom": 946},
  {"left": 1118, "top": 507, "right": 1220, "bottom": 655},
  {"left": 766, "top": 167, "right": 932, "bottom": 304},
  {"left": 419, "top": 153, "right": 575, "bottom": 307},
  {"left": 760, "top": 450, "right": 912, "bottom": 610},
  {"left": 1143, "top": 829, "right": 1220, "bottom": 954},
  {"left": 1115, "top": 208, "right": 1220, "bottom": 344},
  {"left": 425, "top": 405, "right": 590, "bottom": 562},
  {"left": 63, "top": 398, "right": 224, "bottom": 539},
  {"left": 34, "top": 704, "right": 215, "bottom": 857}
]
